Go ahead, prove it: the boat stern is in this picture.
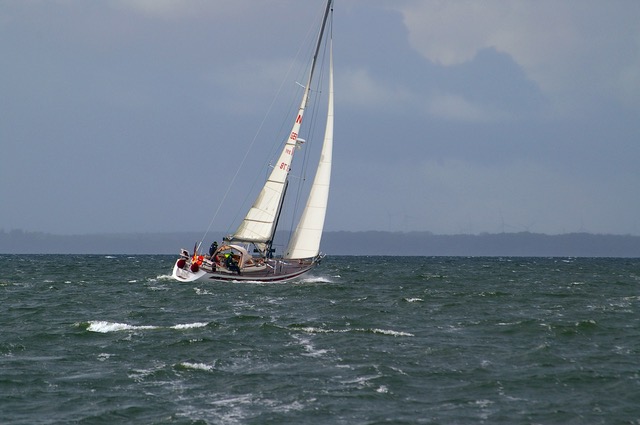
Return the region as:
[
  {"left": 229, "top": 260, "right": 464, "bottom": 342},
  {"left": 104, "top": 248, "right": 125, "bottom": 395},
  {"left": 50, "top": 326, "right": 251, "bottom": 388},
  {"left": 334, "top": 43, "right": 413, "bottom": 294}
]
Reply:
[{"left": 172, "top": 258, "right": 208, "bottom": 282}]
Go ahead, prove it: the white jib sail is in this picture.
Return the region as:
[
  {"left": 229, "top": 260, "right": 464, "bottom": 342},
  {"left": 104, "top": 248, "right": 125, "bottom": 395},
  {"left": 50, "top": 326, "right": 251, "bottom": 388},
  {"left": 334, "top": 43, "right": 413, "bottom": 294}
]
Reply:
[{"left": 285, "top": 40, "right": 333, "bottom": 260}]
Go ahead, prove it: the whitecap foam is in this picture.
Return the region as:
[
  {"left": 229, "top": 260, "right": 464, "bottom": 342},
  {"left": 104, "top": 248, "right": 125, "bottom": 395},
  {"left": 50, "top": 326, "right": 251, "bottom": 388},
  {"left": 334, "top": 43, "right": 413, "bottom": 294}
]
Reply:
[
  {"left": 497, "top": 321, "right": 521, "bottom": 326},
  {"left": 296, "top": 326, "right": 413, "bottom": 337},
  {"left": 370, "top": 328, "right": 414, "bottom": 337},
  {"left": 147, "top": 285, "right": 169, "bottom": 291},
  {"left": 298, "top": 327, "right": 349, "bottom": 334},
  {"left": 171, "top": 322, "right": 209, "bottom": 330},
  {"left": 404, "top": 297, "right": 424, "bottom": 303},
  {"left": 341, "top": 374, "right": 381, "bottom": 387},
  {"left": 129, "top": 363, "right": 167, "bottom": 382},
  {"left": 86, "top": 320, "right": 209, "bottom": 333},
  {"left": 292, "top": 334, "right": 329, "bottom": 357},
  {"left": 475, "top": 399, "right": 494, "bottom": 408},
  {"left": 179, "top": 362, "right": 214, "bottom": 371},
  {"left": 194, "top": 287, "right": 215, "bottom": 295},
  {"left": 87, "top": 321, "right": 158, "bottom": 333}
]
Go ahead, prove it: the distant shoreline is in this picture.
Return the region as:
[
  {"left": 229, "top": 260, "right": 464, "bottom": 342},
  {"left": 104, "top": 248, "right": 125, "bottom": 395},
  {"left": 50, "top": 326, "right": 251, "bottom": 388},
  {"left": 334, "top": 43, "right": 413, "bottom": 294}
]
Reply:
[{"left": 1, "top": 230, "right": 639, "bottom": 257}]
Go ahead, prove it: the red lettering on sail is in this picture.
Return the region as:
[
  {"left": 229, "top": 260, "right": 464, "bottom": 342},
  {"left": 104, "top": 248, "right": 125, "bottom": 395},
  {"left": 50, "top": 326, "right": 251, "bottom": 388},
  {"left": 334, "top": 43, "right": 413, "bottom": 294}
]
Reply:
[
  {"left": 296, "top": 114, "right": 303, "bottom": 124},
  {"left": 290, "top": 132, "right": 298, "bottom": 141}
]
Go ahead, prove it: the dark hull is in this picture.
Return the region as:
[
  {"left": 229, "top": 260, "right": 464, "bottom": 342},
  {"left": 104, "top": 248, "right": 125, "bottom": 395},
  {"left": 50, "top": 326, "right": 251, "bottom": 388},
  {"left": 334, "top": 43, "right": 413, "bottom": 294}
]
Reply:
[{"left": 172, "top": 256, "right": 321, "bottom": 283}]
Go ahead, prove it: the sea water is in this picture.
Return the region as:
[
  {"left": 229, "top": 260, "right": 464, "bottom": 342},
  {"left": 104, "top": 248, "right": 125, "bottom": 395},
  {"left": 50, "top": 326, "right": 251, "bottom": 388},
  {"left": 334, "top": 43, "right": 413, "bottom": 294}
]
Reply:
[{"left": 1, "top": 255, "right": 639, "bottom": 424}]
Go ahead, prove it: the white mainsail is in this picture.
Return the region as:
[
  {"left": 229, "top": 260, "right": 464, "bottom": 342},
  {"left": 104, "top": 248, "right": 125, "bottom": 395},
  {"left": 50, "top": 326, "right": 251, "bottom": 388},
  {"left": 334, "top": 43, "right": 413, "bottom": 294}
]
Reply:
[
  {"left": 230, "top": 98, "right": 307, "bottom": 254},
  {"left": 285, "top": 40, "right": 333, "bottom": 260},
  {"left": 229, "top": 0, "right": 333, "bottom": 256}
]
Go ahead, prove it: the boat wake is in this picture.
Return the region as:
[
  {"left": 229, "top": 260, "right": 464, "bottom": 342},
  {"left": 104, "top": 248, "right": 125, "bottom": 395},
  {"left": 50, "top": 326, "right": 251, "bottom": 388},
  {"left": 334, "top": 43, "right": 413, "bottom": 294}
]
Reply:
[{"left": 299, "top": 275, "right": 333, "bottom": 284}]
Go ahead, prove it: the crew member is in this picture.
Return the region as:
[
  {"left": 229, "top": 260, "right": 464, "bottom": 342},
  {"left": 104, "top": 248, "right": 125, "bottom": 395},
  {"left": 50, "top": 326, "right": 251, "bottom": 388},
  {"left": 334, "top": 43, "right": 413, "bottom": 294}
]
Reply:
[{"left": 225, "top": 252, "right": 241, "bottom": 275}]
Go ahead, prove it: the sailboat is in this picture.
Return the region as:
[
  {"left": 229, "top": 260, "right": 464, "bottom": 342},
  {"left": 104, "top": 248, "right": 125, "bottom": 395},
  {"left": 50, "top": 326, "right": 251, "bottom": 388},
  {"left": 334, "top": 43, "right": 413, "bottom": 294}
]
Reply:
[{"left": 172, "top": 0, "right": 334, "bottom": 282}]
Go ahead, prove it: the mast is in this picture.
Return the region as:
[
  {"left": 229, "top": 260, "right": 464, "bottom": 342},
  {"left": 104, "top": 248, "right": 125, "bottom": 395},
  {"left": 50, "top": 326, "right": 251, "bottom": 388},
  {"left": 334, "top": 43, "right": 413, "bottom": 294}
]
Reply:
[
  {"left": 306, "top": 0, "right": 333, "bottom": 94},
  {"left": 266, "top": 180, "right": 289, "bottom": 258},
  {"left": 229, "top": 0, "right": 334, "bottom": 256}
]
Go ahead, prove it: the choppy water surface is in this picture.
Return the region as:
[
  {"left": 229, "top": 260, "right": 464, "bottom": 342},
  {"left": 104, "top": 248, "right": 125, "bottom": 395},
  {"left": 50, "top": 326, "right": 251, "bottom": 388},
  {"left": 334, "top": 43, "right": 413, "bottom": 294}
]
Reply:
[{"left": 1, "top": 255, "right": 639, "bottom": 424}]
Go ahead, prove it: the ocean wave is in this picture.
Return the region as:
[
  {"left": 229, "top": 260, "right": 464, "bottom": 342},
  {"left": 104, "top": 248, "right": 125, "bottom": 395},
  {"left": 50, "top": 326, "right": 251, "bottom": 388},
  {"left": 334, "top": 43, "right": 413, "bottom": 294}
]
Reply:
[
  {"left": 86, "top": 321, "right": 158, "bottom": 333},
  {"left": 147, "top": 285, "right": 170, "bottom": 291},
  {"left": 297, "top": 326, "right": 349, "bottom": 334},
  {"left": 171, "top": 322, "right": 208, "bottom": 330},
  {"left": 295, "top": 326, "right": 413, "bottom": 337},
  {"left": 178, "top": 362, "right": 214, "bottom": 372},
  {"left": 369, "top": 328, "right": 414, "bottom": 337},
  {"left": 376, "top": 385, "right": 389, "bottom": 393},
  {"left": 194, "top": 287, "right": 215, "bottom": 295},
  {"left": 291, "top": 334, "right": 330, "bottom": 357},
  {"left": 97, "top": 353, "right": 113, "bottom": 361},
  {"left": 83, "top": 321, "right": 209, "bottom": 333}
]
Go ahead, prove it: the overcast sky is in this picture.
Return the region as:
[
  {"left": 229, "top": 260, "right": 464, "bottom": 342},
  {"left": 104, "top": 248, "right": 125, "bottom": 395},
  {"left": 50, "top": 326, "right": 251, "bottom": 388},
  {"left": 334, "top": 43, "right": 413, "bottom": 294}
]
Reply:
[{"left": 2, "top": 0, "right": 639, "bottom": 236}]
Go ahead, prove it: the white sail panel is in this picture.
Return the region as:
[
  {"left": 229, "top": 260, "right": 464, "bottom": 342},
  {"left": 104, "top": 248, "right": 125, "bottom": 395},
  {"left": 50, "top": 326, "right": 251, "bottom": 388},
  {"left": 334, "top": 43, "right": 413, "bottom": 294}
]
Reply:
[
  {"left": 231, "top": 110, "right": 305, "bottom": 247},
  {"left": 285, "top": 41, "right": 334, "bottom": 260},
  {"left": 232, "top": 178, "right": 285, "bottom": 242}
]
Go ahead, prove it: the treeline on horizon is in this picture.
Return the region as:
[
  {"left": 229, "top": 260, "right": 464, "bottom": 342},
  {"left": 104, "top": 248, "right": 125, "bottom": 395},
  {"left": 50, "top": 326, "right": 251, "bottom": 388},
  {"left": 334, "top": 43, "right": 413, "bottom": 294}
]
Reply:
[{"left": 2, "top": 229, "right": 640, "bottom": 257}]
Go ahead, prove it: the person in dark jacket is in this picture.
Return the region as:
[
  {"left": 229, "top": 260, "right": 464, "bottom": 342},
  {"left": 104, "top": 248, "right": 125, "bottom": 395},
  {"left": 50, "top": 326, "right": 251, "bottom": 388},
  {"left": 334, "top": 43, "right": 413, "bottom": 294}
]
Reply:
[{"left": 209, "top": 241, "right": 218, "bottom": 257}]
